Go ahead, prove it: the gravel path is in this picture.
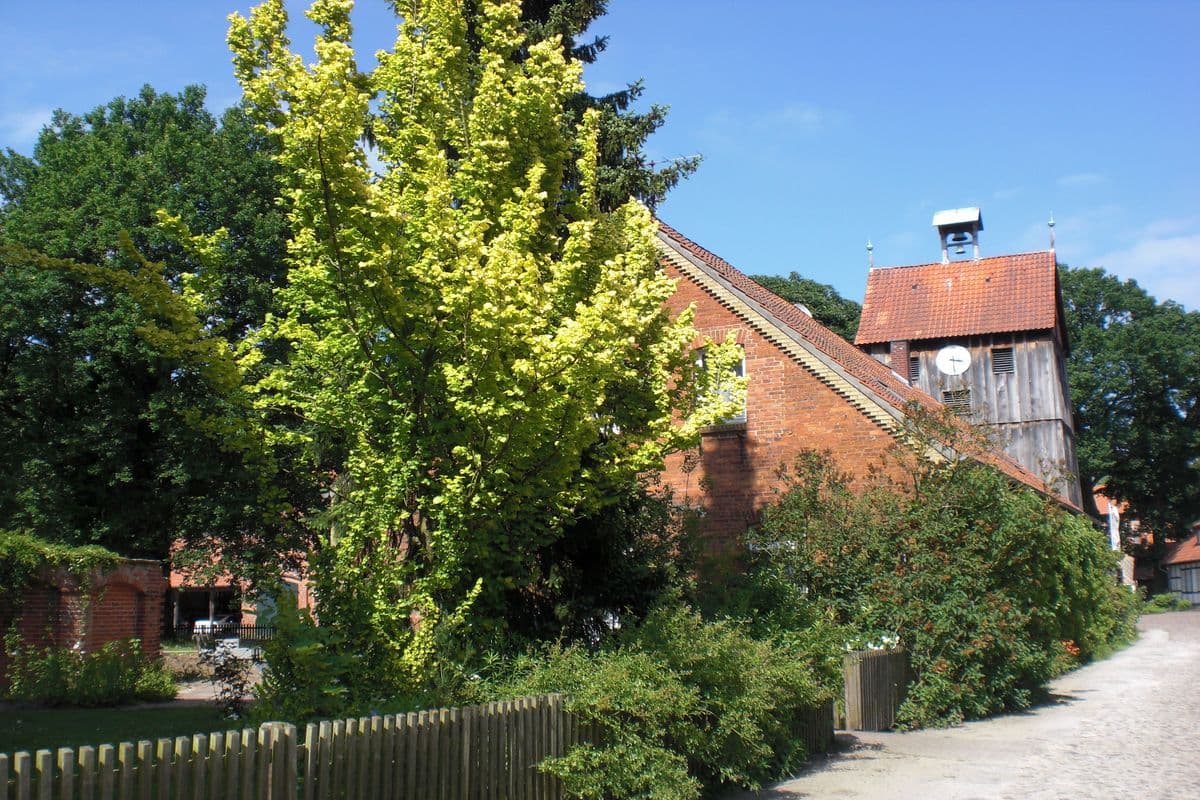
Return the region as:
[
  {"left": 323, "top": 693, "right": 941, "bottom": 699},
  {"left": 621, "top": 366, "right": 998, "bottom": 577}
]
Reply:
[{"left": 735, "top": 610, "right": 1200, "bottom": 800}]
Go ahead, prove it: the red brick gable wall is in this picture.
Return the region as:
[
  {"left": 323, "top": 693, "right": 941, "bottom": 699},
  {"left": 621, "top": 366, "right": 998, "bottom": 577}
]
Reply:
[
  {"left": 0, "top": 559, "right": 166, "bottom": 687},
  {"left": 660, "top": 262, "right": 899, "bottom": 552}
]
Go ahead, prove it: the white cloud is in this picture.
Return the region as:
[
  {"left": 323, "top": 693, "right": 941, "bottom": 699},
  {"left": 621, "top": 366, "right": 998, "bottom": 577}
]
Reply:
[
  {"left": 0, "top": 107, "right": 51, "bottom": 149},
  {"left": 700, "top": 102, "right": 844, "bottom": 149},
  {"left": 1056, "top": 172, "right": 1107, "bottom": 188},
  {"left": 1094, "top": 232, "right": 1200, "bottom": 310}
]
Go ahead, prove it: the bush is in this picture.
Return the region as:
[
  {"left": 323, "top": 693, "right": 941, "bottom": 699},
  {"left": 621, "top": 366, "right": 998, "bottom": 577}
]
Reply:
[
  {"left": 4, "top": 633, "right": 176, "bottom": 706},
  {"left": 1144, "top": 592, "right": 1193, "bottom": 613},
  {"left": 748, "top": 418, "right": 1139, "bottom": 728},
  {"left": 252, "top": 589, "right": 357, "bottom": 723},
  {"left": 489, "top": 605, "right": 834, "bottom": 799}
]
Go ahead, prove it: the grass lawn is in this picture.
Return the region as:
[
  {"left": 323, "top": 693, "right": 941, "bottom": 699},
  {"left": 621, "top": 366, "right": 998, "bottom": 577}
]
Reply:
[{"left": 0, "top": 704, "right": 235, "bottom": 756}]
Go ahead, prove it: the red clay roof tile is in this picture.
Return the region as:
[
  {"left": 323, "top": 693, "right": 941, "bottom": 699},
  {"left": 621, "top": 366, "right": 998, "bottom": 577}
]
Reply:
[
  {"left": 855, "top": 252, "right": 1059, "bottom": 345},
  {"left": 1164, "top": 536, "right": 1200, "bottom": 566},
  {"left": 656, "top": 222, "right": 1078, "bottom": 511}
]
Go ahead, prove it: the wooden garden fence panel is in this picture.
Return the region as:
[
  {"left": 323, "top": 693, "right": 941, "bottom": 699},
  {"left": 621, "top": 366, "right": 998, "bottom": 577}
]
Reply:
[
  {"left": 843, "top": 648, "right": 910, "bottom": 731},
  {"left": 0, "top": 694, "right": 584, "bottom": 800}
]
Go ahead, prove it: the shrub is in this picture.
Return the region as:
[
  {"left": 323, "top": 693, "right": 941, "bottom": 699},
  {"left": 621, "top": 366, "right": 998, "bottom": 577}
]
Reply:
[
  {"left": 199, "top": 642, "right": 253, "bottom": 718},
  {"left": 252, "top": 590, "right": 356, "bottom": 723},
  {"left": 748, "top": 417, "right": 1139, "bottom": 728},
  {"left": 3, "top": 633, "right": 175, "bottom": 706},
  {"left": 490, "top": 605, "right": 834, "bottom": 799},
  {"left": 1144, "top": 592, "right": 1193, "bottom": 613}
]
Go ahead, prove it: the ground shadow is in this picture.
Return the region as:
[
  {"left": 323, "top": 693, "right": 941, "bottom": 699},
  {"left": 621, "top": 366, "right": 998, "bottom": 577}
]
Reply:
[{"left": 717, "top": 732, "right": 887, "bottom": 798}]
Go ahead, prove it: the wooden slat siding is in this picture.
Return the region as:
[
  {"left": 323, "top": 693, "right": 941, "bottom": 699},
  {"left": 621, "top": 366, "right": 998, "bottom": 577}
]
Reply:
[
  {"left": 259, "top": 725, "right": 274, "bottom": 800},
  {"left": 151, "top": 740, "right": 169, "bottom": 800},
  {"left": 79, "top": 748, "right": 97, "bottom": 800},
  {"left": 403, "top": 713, "right": 417, "bottom": 800},
  {"left": 194, "top": 734, "right": 210, "bottom": 800},
  {"left": 223, "top": 733, "right": 240, "bottom": 800},
  {"left": 301, "top": 725, "right": 316, "bottom": 800},
  {"left": 459, "top": 708, "right": 470, "bottom": 800},
  {"left": 844, "top": 649, "right": 909, "bottom": 731},
  {"left": 0, "top": 752, "right": 7, "bottom": 800},
  {"left": 55, "top": 748, "right": 72, "bottom": 800},
  {"left": 380, "top": 717, "right": 394, "bottom": 800},
  {"left": 237, "top": 729, "right": 253, "bottom": 800},
  {"left": 523, "top": 698, "right": 535, "bottom": 800},
  {"left": 446, "top": 708, "right": 460, "bottom": 800},
  {"left": 362, "top": 718, "right": 376, "bottom": 800},
  {"left": 326, "top": 719, "right": 340, "bottom": 800},
  {"left": 370, "top": 716, "right": 384, "bottom": 800},
  {"left": 426, "top": 708, "right": 437, "bottom": 799},
  {"left": 283, "top": 725, "right": 298, "bottom": 800},
  {"left": 14, "top": 751, "right": 32, "bottom": 800},
  {"left": 34, "top": 751, "right": 51, "bottom": 800}
]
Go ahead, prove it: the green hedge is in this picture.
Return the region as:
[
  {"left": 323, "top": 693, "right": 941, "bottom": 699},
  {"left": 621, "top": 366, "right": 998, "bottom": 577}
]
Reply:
[
  {"left": 747, "top": 438, "right": 1139, "bottom": 728},
  {"left": 488, "top": 605, "right": 834, "bottom": 799}
]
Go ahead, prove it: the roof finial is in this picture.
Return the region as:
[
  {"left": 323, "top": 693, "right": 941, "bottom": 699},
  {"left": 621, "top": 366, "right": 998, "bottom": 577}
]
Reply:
[
  {"left": 1048, "top": 213, "right": 1056, "bottom": 252},
  {"left": 866, "top": 238, "right": 875, "bottom": 268}
]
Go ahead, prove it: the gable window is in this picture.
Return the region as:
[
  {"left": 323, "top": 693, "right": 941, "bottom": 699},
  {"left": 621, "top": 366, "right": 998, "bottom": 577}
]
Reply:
[
  {"left": 908, "top": 355, "right": 921, "bottom": 383},
  {"left": 697, "top": 347, "right": 747, "bottom": 425},
  {"left": 992, "top": 347, "right": 1015, "bottom": 374},
  {"left": 942, "top": 388, "right": 971, "bottom": 414}
]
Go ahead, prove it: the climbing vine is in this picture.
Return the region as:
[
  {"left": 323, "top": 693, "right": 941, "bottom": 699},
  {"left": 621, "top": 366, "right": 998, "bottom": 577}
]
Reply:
[{"left": 0, "top": 530, "right": 120, "bottom": 618}]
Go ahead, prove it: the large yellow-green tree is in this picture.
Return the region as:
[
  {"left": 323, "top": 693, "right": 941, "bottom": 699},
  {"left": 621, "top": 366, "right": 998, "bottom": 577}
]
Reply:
[{"left": 225, "top": 0, "right": 739, "bottom": 691}]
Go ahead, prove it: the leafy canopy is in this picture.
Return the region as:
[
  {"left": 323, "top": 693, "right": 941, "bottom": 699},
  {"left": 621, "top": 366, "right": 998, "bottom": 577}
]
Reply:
[
  {"left": 225, "top": 0, "right": 741, "bottom": 693},
  {"left": 1059, "top": 264, "right": 1200, "bottom": 533},
  {"left": 0, "top": 88, "right": 300, "bottom": 568},
  {"left": 748, "top": 271, "right": 862, "bottom": 341}
]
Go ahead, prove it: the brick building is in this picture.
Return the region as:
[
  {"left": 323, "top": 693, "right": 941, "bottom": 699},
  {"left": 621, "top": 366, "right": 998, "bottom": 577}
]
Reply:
[
  {"left": 0, "top": 558, "right": 166, "bottom": 686},
  {"left": 855, "top": 209, "right": 1082, "bottom": 506},
  {"left": 655, "top": 222, "right": 1071, "bottom": 551}
]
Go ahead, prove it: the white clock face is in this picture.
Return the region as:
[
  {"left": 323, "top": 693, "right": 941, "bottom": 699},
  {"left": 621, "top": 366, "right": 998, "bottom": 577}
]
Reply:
[{"left": 935, "top": 345, "right": 972, "bottom": 376}]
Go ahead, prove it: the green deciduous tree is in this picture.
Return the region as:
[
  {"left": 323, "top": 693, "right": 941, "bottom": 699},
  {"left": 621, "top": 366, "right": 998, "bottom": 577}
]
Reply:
[
  {"left": 225, "top": 0, "right": 740, "bottom": 694},
  {"left": 749, "top": 272, "right": 861, "bottom": 341},
  {"left": 467, "top": 0, "right": 699, "bottom": 212},
  {"left": 1059, "top": 265, "right": 1200, "bottom": 534},
  {"left": 0, "top": 87, "right": 309, "bottom": 571}
]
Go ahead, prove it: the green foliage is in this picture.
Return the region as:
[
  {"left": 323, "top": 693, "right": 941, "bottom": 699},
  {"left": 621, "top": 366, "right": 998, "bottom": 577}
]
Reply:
[
  {"left": 495, "top": 481, "right": 700, "bottom": 647},
  {"left": 1143, "top": 592, "right": 1192, "bottom": 613},
  {"left": 491, "top": 605, "right": 834, "bottom": 798},
  {"left": 3, "top": 634, "right": 176, "bottom": 707},
  {"left": 748, "top": 412, "right": 1138, "bottom": 728},
  {"left": 0, "top": 86, "right": 305, "bottom": 570},
  {"left": 0, "top": 530, "right": 119, "bottom": 617},
  {"left": 1059, "top": 264, "right": 1200, "bottom": 535},
  {"left": 467, "top": 0, "right": 699, "bottom": 211},
  {"left": 252, "top": 589, "right": 357, "bottom": 723},
  {"left": 224, "top": 0, "right": 741, "bottom": 697},
  {"left": 748, "top": 272, "right": 862, "bottom": 341}
]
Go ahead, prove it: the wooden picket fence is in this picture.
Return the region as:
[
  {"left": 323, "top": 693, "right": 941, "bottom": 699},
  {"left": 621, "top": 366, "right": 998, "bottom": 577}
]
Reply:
[
  {"left": 842, "top": 648, "right": 910, "bottom": 731},
  {"left": 0, "top": 693, "right": 595, "bottom": 800}
]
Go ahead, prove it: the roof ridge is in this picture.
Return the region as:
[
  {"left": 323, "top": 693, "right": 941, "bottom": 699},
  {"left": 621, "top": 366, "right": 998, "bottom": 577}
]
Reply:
[
  {"left": 871, "top": 250, "right": 1056, "bottom": 271},
  {"left": 655, "top": 219, "right": 1077, "bottom": 511}
]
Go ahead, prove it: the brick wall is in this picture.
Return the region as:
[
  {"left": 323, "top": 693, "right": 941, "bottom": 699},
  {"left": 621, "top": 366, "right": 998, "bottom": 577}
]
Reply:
[
  {"left": 0, "top": 558, "right": 166, "bottom": 686},
  {"left": 660, "top": 263, "right": 900, "bottom": 552}
]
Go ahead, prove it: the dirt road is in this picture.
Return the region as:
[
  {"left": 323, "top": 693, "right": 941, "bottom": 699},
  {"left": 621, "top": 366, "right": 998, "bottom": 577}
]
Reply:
[{"left": 739, "top": 610, "right": 1200, "bottom": 800}]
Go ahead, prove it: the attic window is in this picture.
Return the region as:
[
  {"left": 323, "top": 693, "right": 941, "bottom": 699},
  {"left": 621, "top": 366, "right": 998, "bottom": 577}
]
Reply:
[
  {"left": 992, "top": 347, "right": 1015, "bottom": 374},
  {"left": 908, "top": 356, "right": 921, "bottom": 383},
  {"left": 942, "top": 388, "right": 971, "bottom": 414}
]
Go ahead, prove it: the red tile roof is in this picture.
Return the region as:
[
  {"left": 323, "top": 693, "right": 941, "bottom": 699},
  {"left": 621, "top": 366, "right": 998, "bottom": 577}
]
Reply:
[
  {"left": 855, "top": 252, "right": 1059, "bottom": 345},
  {"left": 656, "top": 222, "right": 1078, "bottom": 511},
  {"left": 1164, "top": 535, "right": 1200, "bottom": 566}
]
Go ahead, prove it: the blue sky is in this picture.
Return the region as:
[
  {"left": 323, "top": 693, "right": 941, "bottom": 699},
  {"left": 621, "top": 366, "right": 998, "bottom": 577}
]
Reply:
[{"left": 3, "top": 1, "right": 1198, "bottom": 308}]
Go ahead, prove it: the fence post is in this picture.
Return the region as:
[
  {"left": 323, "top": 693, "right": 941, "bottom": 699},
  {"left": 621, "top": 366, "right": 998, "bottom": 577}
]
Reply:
[{"left": 259, "top": 723, "right": 296, "bottom": 800}]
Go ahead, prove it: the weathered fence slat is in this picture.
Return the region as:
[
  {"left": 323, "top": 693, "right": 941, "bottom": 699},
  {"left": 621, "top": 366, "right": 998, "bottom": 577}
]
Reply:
[
  {"left": 0, "top": 692, "right": 830, "bottom": 800},
  {"left": 843, "top": 649, "right": 909, "bottom": 731}
]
